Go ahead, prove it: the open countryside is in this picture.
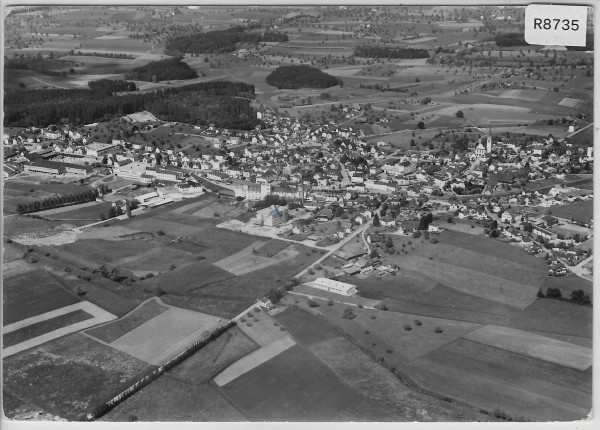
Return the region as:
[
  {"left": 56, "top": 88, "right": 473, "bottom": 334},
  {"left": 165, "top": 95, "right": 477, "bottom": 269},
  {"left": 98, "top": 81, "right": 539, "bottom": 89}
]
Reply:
[{"left": 2, "top": 4, "right": 594, "bottom": 424}]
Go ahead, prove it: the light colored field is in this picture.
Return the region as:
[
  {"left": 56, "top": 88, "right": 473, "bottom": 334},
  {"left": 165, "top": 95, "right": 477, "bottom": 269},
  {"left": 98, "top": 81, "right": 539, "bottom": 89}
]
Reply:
[
  {"left": 498, "top": 89, "right": 544, "bottom": 102},
  {"left": 326, "top": 66, "right": 362, "bottom": 77},
  {"left": 108, "top": 307, "right": 221, "bottom": 365},
  {"left": 3, "top": 302, "right": 116, "bottom": 358},
  {"left": 94, "top": 34, "right": 129, "bottom": 40},
  {"left": 213, "top": 336, "right": 295, "bottom": 387},
  {"left": 214, "top": 240, "right": 301, "bottom": 276},
  {"left": 2, "top": 260, "right": 36, "bottom": 279},
  {"left": 465, "top": 325, "right": 593, "bottom": 371},
  {"left": 394, "top": 255, "right": 539, "bottom": 309},
  {"left": 558, "top": 97, "right": 581, "bottom": 108}
]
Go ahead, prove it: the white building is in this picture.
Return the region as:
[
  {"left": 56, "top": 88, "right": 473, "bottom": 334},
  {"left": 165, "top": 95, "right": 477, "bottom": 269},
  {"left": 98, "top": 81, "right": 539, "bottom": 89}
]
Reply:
[{"left": 311, "top": 278, "right": 357, "bottom": 296}]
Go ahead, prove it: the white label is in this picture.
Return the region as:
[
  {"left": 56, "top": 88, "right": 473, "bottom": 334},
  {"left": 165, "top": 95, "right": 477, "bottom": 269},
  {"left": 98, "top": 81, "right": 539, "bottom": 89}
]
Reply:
[{"left": 525, "top": 5, "right": 588, "bottom": 47}]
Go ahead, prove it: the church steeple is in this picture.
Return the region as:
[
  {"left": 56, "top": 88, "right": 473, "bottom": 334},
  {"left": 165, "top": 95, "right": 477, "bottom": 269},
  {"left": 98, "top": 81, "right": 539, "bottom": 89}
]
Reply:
[{"left": 486, "top": 123, "right": 492, "bottom": 153}]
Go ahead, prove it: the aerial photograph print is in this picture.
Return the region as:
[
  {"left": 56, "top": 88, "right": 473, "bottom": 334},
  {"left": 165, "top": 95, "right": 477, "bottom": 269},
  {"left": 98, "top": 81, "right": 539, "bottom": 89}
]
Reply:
[{"left": 1, "top": 2, "right": 595, "bottom": 425}]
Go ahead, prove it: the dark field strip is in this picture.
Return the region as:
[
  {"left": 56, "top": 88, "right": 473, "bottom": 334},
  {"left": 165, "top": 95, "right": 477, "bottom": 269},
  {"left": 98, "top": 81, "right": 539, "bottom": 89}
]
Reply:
[
  {"left": 3, "top": 270, "right": 81, "bottom": 325},
  {"left": 3, "top": 309, "right": 93, "bottom": 348}
]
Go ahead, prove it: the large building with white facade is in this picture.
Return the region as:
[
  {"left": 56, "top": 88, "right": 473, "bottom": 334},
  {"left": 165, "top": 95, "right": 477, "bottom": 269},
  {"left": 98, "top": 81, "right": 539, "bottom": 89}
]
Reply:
[{"left": 311, "top": 278, "right": 357, "bottom": 296}]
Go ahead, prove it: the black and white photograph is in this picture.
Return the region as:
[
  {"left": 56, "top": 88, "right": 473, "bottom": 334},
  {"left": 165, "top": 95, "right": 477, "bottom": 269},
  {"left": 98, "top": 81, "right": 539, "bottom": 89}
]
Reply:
[{"left": 1, "top": 1, "right": 596, "bottom": 425}]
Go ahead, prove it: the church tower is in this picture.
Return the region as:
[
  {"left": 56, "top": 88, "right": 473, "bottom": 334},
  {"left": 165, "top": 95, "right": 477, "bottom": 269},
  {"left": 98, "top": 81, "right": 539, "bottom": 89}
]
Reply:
[{"left": 486, "top": 123, "right": 493, "bottom": 154}]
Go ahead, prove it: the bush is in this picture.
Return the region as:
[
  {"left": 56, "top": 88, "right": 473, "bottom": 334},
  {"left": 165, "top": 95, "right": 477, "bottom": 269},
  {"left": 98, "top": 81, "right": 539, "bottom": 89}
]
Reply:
[
  {"left": 545, "top": 287, "right": 562, "bottom": 298},
  {"left": 155, "top": 287, "right": 166, "bottom": 296},
  {"left": 342, "top": 307, "right": 356, "bottom": 320},
  {"left": 414, "top": 319, "right": 423, "bottom": 326},
  {"left": 327, "top": 299, "right": 334, "bottom": 306},
  {"left": 307, "top": 299, "right": 320, "bottom": 307},
  {"left": 370, "top": 315, "right": 377, "bottom": 320},
  {"left": 404, "top": 324, "right": 412, "bottom": 331},
  {"left": 434, "top": 326, "right": 443, "bottom": 333}
]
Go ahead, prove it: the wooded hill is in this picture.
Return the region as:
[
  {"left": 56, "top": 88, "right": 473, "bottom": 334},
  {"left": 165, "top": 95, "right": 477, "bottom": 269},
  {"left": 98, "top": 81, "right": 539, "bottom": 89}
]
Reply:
[
  {"left": 266, "top": 65, "right": 342, "bottom": 89},
  {"left": 124, "top": 57, "right": 198, "bottom": 82},
  {"left": 354, "top": 45, "right": 429, "bottom": 59},
  {"left": 4, "top": 81, "right": 258, "bottom": 130},
  {"left": 166, "top": 26, "right": 288, "bottom": 54}
]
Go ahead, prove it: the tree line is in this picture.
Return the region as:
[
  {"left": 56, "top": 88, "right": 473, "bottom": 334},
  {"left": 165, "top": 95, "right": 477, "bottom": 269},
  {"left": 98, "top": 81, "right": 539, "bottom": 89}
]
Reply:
[
  {"left": 494, "top": 32, "right": 526, "bottom": 47},
  {"left": 4, "top": 81, "right": 258, "bottom": 129},
  {"left": 266, "top": 65, "right": 342, "bottom": 89},
  {"left": 124, "top": 57, "right": 198, "bottom": 82},
  {"left": 88, "top": 79, "right": 138, "bottom": 94},
  {"left": 16, "top": 189, "right": 99, "bottom": 214},
  {"left": 353, "top": 45, "right": 429, "bottom": 59},
  {"left": 165, "top": 25, "right": 288, "bottom": 55}
]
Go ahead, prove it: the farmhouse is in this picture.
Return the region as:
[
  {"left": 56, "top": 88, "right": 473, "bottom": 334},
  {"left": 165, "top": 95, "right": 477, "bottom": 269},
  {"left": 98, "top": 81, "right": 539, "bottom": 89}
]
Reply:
[{"left": 311, "top": 277, "right": 357, "bottom": 296}]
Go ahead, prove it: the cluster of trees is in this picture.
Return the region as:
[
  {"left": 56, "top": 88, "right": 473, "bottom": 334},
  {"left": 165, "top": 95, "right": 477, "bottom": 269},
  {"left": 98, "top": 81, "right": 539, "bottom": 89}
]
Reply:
[
  {"left": 266, "top": 65, "right": 342, "bottom": 89},
  {"left": 88, "top": 79, "right": 138, "bottom": 94},
  {"left": 5, "top": 81, "right": 258, "bottom": 129},
  {"left": 254, "top": 194, "right": 288, "bottom": 211},
  {"left": 5, "top": 55, "right": 69, "bottom": 77},
  {"left": 418, "top": 213, "right": 434, "bottom": 230},
  {"left": 354, "top": 45, "right": 429, "bottom": 59},
  {"left": 537, "top": 287, "right": 591, "bottom": 306},
  {"left": 125, "top": 57, "right": 197, "bottom": 82},
  {"left": 16, "top": 189, "right": 98, "bottom": 214},
  {"left": 166, "top": 26, "right": 288, "bottom": 54},
  {"left": 494, "top": 32, "right": 527, "bottom": 47}
]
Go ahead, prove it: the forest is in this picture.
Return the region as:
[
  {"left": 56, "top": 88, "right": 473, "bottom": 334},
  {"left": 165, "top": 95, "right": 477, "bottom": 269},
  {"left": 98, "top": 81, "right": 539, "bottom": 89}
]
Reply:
[
  {"left": 265, "top": 65, "right": 342, "bottom": 89},
  {"left": 124, "top": 57, "right": 198, "bottom": 82},
  {"left": 494, "top": 32, "right": 527, "bottom": 47},
  {"left": 88, "top": 79, "right": 138, "bottom": 94},
  {"left": 353, "top": 45, "right": 429, "bottom": 59},
  {"left": 165, "top": 26, "right": 288, "bottom": 54},
  {"left": 4, "top": 81, "right": 258, "bottom": 130}
]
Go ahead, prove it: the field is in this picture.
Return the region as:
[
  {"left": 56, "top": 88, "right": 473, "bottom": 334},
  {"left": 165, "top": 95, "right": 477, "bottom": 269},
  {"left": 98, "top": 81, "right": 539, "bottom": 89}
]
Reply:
[
  {"left": 213, "top": 336, "right": 296, "bottom": 386},
  {"left": 93, "top": 303, "right": 223, "bottom": 365},
  {"left": 85, "top": 297, "right": 169, "bottom": 343},
  {"left": 406, "top": 339, "right": 592, "bottom": 421},
  {"left": 138, "top": 261, "right": 235, "bottom": 294},
  {"left": 43, "top": 202, "right": 114, "bottom": 221},
  {"left": 214, "top": 241, "right": 300, "bottom": 276},
  {"left": 3, "top": 301, "right": 116, "bottom": 358},
  {"left": 464, "top": 325, "right": 592, "bottom": 371},
  {"left": 168, "top": 326, "right": 258, "bottom": 385},
  {"left": 3, "top": 180, "right": 96, "bottom": 215},
  {"left": 3, "top": 309, "right": 93, "bottom": 348},
  {"left": 550, "top": 200, "right": 593, "bottom": 224},
  {"left": 3, "top": 269, "right": 81, "bottom": 325},
  {"left": 220, "top": 344, "right": 383, "bottom": 421},
  {"left": 3, "top": 333, "right": 152, "bottom": 420}
]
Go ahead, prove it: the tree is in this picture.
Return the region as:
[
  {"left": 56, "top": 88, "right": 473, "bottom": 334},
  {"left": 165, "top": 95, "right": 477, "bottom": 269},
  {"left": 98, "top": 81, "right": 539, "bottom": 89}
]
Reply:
[
  {"left": 372, "top": 213, "right": 381, "bottom": 227},
  {"left": 342, "top": 307, "right": 356, "bottom": 319},
  {"left": 455, "top": 110, "right": 464, "bottom": 118},
  {"left": 417, "top": 121, "right": 425, "bottom": 129},
  {"left": 545, "top": 287, "right": 562, "bottom": 298}
]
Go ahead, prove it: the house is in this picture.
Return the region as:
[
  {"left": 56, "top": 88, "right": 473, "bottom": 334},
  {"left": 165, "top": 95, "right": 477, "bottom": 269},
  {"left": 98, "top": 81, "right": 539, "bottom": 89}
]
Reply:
[
  {"left": 310, "top": 278, "right": 357, "bottom": 296},
  {"left": 428, "top": 224, "right": 442, "bottom": 233},
  {"left": 316, "top": 208, "right": 334, "bottom": 221}
]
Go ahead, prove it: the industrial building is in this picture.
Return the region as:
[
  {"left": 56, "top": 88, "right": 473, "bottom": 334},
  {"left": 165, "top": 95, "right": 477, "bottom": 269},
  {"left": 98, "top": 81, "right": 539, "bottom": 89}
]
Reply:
[{"left": 311, "top": 277, "right": 357, "bottom": 296}]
